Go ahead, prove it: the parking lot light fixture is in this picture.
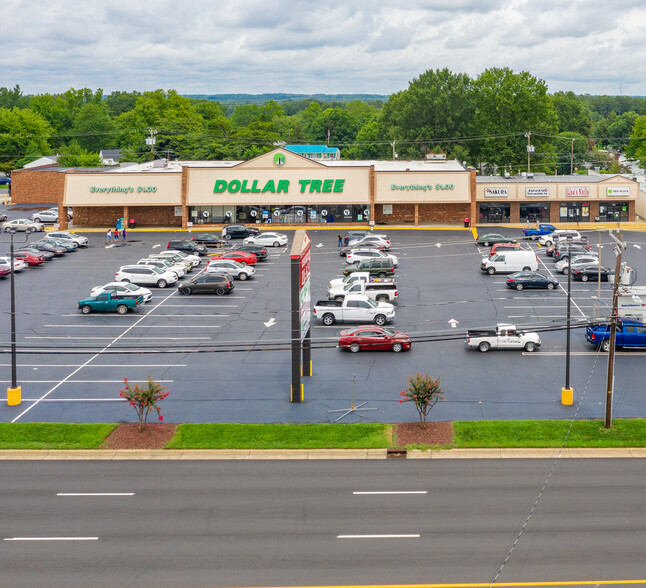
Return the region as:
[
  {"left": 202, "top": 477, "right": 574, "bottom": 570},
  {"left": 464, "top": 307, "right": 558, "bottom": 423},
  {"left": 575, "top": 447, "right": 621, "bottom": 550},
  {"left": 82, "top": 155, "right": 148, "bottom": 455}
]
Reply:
[{"left": 561, "top": 237, "right": 573, "bottom": 406}]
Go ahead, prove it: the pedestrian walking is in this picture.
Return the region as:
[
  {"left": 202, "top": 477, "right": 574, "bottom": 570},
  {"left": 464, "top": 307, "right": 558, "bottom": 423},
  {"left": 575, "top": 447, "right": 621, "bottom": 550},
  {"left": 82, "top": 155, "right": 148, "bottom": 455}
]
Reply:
[
  {"left": 106, "top": 229, "right": 112, "bottom": 244},
  {"left": 113, "top": 228, "right": 119, "bottom": 241},
  {"left": 122, "top": 227, "right": 127, "bottom": 241},
  {"left": 337, "top": 234, "right": 343, "bottom": 247}
]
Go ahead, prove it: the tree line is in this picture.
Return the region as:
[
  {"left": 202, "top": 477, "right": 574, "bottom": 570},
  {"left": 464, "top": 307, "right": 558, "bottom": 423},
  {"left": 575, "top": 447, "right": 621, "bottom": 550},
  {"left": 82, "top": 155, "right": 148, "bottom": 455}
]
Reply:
[{"left": 1, "top": 67, "right": 646, "bottom": 176}]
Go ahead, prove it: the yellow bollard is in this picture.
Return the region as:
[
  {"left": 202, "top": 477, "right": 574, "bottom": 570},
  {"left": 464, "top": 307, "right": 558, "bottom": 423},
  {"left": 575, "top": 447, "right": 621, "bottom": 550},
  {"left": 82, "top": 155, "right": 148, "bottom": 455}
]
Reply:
[
  {"left": 561, "top": 387, "right": 573, "bottom": 406},
  {"left": 7, "top": 386, "right": 21, "bottom": 406}
]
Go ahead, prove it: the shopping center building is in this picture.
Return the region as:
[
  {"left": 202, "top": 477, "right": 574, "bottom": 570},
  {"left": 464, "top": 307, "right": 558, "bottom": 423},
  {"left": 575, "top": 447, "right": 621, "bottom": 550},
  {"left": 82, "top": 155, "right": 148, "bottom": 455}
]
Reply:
[{"left": 9, "top": 147, "right": 640, "bottom": 229}]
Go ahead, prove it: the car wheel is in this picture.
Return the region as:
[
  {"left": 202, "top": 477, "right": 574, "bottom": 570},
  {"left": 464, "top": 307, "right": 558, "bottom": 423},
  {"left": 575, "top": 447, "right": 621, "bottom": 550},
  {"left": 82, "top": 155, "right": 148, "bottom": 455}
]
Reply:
[
  {"left": 392, "top": 342, "right": 403, "bottom": 353},
  {"left": 484, "top": 241, "right": 491, "bottom": 247},
  {"left": 581, "top": 275, "right": 589, "bottom": 282},
  {"left": 80, "top": 305, "right": 92, "bottom": 314},
  {"left": 516, "top": 284, "right": 524, "bottom": 291},
  {"left": 116, "top": 305, "right": 128, "bottom": 315},
  {"left": 545, "top": 240, "right": 553, "bottom": 247},
  {"left": 601, "top": 340, "right": 611, "bottom": 352},
  {"left": 157, "top": 279, "right": 167, "bottom": 288},
  {"left": 4, "top": 227, "right": 10, "bottom": 232},
  {"left": 322, "top": 313, "right": 335, "bottom": 326},
  {"left": 378, "top": 272, "right": 386, "bottom": 278},
  {"left": 374, "top": 314, "right": 387, "bottom": 326},
  {"left": 522, "top": 266, "right": 530, "bottom": 271},
  {"left": 530, "top": 235, "right": 537, "bottom": 240},
  {"left": 547, "top": 283, "right": 555, "bottom": 290},
  {"left": 524, "top": 342, "right": 536, "bottom": 352},
  {"left": 487, "top": 267, "right": 496, "bottom": 275},
  {"left": 350, "top": 342, "right": 360, "bottom": 353},
  {"left": 181, "top": 287, "right": 192, "bottom": 295},
  {"left": 376, "top": 295, "right": 388, "bottom": 302},
  {"left": 478, "top": 341, "right": 491, "bottom": 353},
  {"left": 239, "top": 272, "right": 248, "bottom": 281},
  {"left": 563, "top": 267, "right": 569, "bottom": 275},
  {"left": 225, "top": 234, "right": 232, "bottom": 240},
  {"left": 215, "top": 287, "right": 225, "bottom": 296},
  {"left": 334, "top": 296, "right": 344, "bottom": 302}
]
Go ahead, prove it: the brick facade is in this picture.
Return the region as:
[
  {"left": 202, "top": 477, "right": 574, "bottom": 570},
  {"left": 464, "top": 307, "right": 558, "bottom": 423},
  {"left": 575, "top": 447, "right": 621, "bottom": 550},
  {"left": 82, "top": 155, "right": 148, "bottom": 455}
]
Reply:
[
  {"left": 374, "top": 203, "right": 470, "bottom": 224},
  {"left": 11, "top": 167, "right": 64, "bottom": 204},
  {"left": 74, "top": 205, "right": 180, "bottom": 227}
]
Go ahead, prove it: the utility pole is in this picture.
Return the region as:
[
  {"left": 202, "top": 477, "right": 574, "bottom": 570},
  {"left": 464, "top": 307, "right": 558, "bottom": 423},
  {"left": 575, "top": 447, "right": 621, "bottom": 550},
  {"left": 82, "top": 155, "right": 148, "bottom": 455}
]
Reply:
[
  {"left": 391, "top": 141, "right": 397, "bottom": 160},
  {"left": 562, "top": 237, "right": 573, "bottom": 406},
  {"left": 145, "top": 128, "right": 157, "bottom": 155},
  {"left": 570, "top": 138, "right": 574, "bottom": 175},
  {"left": 605, "top": 230, "right": 626, "bottom": 428},
  {"left": 525, "top": 132, "right": 533, "bottom": 173}
]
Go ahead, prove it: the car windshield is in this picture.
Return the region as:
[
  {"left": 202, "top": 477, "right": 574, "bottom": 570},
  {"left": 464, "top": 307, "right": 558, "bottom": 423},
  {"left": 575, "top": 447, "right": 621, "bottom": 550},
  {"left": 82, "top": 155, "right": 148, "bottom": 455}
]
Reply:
[
  {"left": 381, "top": 327, "right": 396, "bottom": 336},
  {"left": 150, "top": 267, "right": 164, "bottom": 274},
  {"left": 123, "top": 283, "right": 139, "bottom": 291},
  {"left": 366, "top": 298, "right": 378, "bottom": 308}
]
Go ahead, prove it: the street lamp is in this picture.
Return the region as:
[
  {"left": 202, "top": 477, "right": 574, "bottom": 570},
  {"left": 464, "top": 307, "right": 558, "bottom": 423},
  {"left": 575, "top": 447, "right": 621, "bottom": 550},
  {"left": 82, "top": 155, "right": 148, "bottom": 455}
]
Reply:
[{"left": 561, "top": 236, "right": 574, "bottom": 405}]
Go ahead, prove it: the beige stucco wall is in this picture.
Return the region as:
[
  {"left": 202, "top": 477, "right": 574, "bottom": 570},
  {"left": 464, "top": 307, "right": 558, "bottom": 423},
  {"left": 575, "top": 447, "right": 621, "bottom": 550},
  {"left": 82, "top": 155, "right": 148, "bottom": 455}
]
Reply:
[
  {"left": 374, "top": 171, "right": 470, "bottom": 203},
  {"left": 63, "top": 173, "right": 182, "bottom": 206}
]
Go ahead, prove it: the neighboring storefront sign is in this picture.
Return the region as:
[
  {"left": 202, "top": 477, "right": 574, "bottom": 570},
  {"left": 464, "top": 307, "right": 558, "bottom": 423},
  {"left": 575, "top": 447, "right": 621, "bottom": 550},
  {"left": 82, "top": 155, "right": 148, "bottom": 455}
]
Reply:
[
  {"left": 606, "top": 186, "right": 630, "bottom": 196},
  {"left": 484, "top": 187, "right": 509, "bottom": 198},
  {"left": 390, "top": 183, "right": 454, "bottom": 191},
  {"left": 566, "top": 186, "right": 590, "bottom": 197},
  {"left": 525, "top": 187, "right": 549, "bottom": 197},
  {"left": 89, "top": 185, "right": 157, "bottom": 193}
]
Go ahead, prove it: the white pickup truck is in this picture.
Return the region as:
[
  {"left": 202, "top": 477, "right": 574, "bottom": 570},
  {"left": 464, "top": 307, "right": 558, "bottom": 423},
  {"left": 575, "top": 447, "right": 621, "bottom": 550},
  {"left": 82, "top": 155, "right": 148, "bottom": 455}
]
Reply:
[
  {"left": 466, "top": 324, "right": 541, "bottom": 352},
  {"left": 313, "top": 294, "right": 396, "bottom": 326},
  {"left": 328, "top": 278, "right": 397, "bottom": 303},
  {"left": 328, "top": 271, "right": 372, "bottom": 291}
]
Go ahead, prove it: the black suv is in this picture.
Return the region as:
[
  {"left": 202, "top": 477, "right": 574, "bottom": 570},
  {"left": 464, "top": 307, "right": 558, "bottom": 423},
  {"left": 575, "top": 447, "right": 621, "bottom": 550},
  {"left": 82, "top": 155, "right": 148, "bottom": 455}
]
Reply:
[
  {"left": 167, "top": 239, "right": 207, "bottom": 256},
  {"left": 177, "top": 274, "right": 234, "bottom": 296},
  {"left": 221, "top": 224, "right": 261, "bottom": 240},
  {"left": 343, "top": 259, "right": 395, "bottom": 278}
]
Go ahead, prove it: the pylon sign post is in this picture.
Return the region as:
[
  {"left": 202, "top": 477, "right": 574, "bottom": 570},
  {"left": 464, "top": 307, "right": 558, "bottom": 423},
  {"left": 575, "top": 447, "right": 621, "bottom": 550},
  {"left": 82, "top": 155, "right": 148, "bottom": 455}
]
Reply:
[{"left": 290, "top": 230, "right": 311, "bottom": 402}]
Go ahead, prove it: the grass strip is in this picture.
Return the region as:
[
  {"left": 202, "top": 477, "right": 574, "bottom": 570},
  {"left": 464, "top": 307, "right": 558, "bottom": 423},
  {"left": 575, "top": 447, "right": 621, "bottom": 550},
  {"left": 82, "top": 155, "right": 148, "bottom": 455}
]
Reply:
[
  {"left": 0, "top": 423, "right": 117, "bottom": 449},
  {"left": 454, "top": 419, "right": 646, "bottom": 448},
  {"left": 166, "top": 423, "right": 391, "bottom": 449}
]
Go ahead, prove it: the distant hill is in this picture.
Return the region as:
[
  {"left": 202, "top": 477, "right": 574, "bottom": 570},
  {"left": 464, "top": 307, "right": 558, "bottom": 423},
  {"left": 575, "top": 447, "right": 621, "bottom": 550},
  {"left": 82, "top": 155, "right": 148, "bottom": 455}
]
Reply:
[{"left": 185, "top": 93, "right": 389, "bottom": 105}]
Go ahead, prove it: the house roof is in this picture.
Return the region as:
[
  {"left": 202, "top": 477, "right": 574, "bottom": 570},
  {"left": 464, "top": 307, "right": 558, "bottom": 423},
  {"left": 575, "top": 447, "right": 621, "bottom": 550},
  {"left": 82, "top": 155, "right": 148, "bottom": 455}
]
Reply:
[{"left": 285, "top": 145, "right": 340, "bottom": 155}]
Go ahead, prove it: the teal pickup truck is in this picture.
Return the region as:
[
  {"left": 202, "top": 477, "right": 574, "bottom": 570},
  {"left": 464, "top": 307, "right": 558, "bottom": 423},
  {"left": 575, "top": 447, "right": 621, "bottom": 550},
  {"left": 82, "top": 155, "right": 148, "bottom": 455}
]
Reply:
[{"left": 78, "top": 292, "right": 143, "bottom": 314}]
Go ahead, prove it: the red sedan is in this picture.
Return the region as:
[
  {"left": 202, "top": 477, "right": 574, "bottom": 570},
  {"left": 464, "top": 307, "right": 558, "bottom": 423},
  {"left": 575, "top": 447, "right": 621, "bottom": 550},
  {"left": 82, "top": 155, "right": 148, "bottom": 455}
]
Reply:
[
  {"left": 208, "top": 251, "right": 258, "bottom": 266},
  {"left": 338, "top": 325, "right": 412, "bottom": 353},
  {"left": 8, "top": 251, "right": 46, "bottom": 266}
]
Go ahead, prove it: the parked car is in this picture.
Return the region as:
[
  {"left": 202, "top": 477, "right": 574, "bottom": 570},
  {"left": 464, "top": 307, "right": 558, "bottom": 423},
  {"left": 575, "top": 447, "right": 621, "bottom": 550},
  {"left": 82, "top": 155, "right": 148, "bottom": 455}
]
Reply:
[
  {"left": 115, "top": 265, "right": 178, "bottom": 288},
  {"left": 0, "top": 265, "right": 10, "bottom": 278},
  {"left": 167, "top": 239, "right": 207, "bottom": 256},
  {"left": 191, "top": 233, "right": 223, "bottom": 247},
  {"left": 506, "top": 271, "right": 559, "bottom": 291},
  {"left": 347, "top": 235, "right": 391, "bottom": 250},
  {"left": 29, "top": 240, "right": 67, "bottom": 256},
  {"left": 467, "top": 324, "right": 541, "bottom": 352},
  {"left": 17, "top": 247, "right": 54, "bottom": 261},
  {"left": 343, "top": 259, "right": 395, "bottom": 278},
  {"left": 586, "top": 319, "right": 646, "bottom": 351},
  {"left": 6, "top": 251, "right": 46, "bottom": 266},
  {"left": 481, "top": 250, "right": 538, "bottom": 274},
  {"left": 0, "top": 212, "right": 7, "bottom": 222},
  {"left": 476, "top": 233, "right": 517, "bottom": 247},
  {"left": 137, "top": 258, "right": 186, "bottom": 278},
  {"left": 313, "top": 294, "right": 395, "bottom": 326},
  {"left": 205, "top": 259, "right": 255, "bottom": 280},
  {"left": 31, "top": 210, "right": 58, "bottom": 223},
  {"left": 177, "top": 274, "right": 235, "bottom": 296},
  {"left": 343, "top": 231, "right": 389, "bottom": 245},
  {"left": 338, "top": 325, "right": 411, "bottom": 353},
  {"left": 46, "top": 238, "right": 78, "bottom": 252},
  {"left": 555, "top": 254, "right": 599, "bottom": 274},
  {"left": 546, "top": 239, "right": 591, "bottom": 257},
  {"left": 46, "top": 207, "right": 73, "bottom": 220},
  {"left": 329, "top": 278, "right": 398, "bottom": 303},
  {"left": 328, "top": 272, "right": 375, "bottom": 292},
  {"left": 1, "top": 218, "right": 44, "bottom": 233},
  {"left": 346, "top": 249, "right": 398, "bottom": 266},
  {"left": 78, "top": 291, "right": 143, "bottom": 315},
  {"left": 90, "top": 282, "right": 153, "bottom": 303},
  {"left": 243, "top": 232, "right": 288, "bottom": 247},
  {"left": 339, "top": 242, "right": 378, "bottom": 257},
  {"left": 538, "top": 229, "right": 582, "bottom": 247},
  {"left": 221, "top": 224, "right": 261, "bottom": 240},
  {"left": 572, "top": 264, "right": 611, "bottom": 282},
  {"left": 45, "top": 231, "right": 89, "bottom": 247},
  {"left": 490, "top": 242, "right": 525, "bottom": 255},
  {"left": 0, "top": 256, "right": 28, "bottom": 271},
  {"left": 231, "top": 244, "right": 269, "bottom": 260},
  {"left": 522, "top": 224, "right": 557, "bottom": 240},
  {"left": 153, "top": 250, "right": 198, "bottom": 269},
  {"left": 208, "top": 250, "right": 258, "bottom": 265},
  {"left": 553, "top": 244, "right": 593, "bottom": 262}
]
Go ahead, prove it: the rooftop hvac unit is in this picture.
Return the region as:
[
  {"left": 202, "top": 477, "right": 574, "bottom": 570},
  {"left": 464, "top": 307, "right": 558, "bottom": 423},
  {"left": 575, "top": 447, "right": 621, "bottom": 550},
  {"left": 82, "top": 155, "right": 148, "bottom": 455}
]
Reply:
[
  {"left": 152, "top": 159, "right": 168, "bottom": 168},
  {"left": 424, "top": 153, "right": 446, "bottom": 161}
]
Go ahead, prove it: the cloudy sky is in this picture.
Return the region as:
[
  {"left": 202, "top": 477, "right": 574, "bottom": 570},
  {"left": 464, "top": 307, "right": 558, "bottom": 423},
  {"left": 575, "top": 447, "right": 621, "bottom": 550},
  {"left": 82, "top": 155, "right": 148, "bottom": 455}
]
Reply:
[{"left": 3, "top": 0, "right": 645, "bottom": 97}]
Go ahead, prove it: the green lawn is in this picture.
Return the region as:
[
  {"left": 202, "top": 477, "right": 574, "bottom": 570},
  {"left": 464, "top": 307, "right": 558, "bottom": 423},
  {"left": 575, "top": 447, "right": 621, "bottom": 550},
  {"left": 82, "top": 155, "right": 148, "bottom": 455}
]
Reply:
[
  {"left": 0, "top": 423, "right": 117, "bottom": 449},
  {"left": 166, "top": 423, "right": 391, "bottom": 449},
  {"left": 454, "top": 419, "right": 646, "bottom": 448}
]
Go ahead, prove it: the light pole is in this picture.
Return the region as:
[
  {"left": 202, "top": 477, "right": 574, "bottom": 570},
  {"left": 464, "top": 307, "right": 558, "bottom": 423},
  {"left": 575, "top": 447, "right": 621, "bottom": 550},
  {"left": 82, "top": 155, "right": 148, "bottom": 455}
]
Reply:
[{"left": 562, "top": 236, "right": 574, "bottom": 405}]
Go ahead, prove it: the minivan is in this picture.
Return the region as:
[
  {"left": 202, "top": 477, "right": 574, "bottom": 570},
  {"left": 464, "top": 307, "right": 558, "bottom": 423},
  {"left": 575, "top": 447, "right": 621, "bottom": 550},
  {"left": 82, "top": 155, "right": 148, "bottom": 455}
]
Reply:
[
  {"left": 481, "top": 250, "right": 538, "bottom": 275},
  {"left": 343, "top": 259, "right": 395, "bottom": 278}
]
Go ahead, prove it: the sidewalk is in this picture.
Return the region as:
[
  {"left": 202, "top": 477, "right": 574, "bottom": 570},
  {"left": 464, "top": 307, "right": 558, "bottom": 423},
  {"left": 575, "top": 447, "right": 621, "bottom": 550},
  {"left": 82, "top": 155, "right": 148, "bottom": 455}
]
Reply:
[{"left": 1, "top": 448, "right": 644, "bottom": 460}]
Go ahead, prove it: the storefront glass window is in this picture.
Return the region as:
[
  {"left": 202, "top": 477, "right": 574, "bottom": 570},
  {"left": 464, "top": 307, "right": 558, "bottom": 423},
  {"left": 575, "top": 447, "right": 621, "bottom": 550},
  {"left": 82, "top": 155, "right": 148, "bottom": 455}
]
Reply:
[
  {"left": 559, "top": 202, "right": 590, "bottom": 222},
  {"left": 599, "top": 202, "right": 629, "bottom": 222},
  {"left": 479, "top": 203, "right": 510, "bottom": 223},
  {"left": 188, "top": 204, "right": 369, "bottom": 224},
  {"left": 520, "top": 202, "right": 550, "bottom": 223}
]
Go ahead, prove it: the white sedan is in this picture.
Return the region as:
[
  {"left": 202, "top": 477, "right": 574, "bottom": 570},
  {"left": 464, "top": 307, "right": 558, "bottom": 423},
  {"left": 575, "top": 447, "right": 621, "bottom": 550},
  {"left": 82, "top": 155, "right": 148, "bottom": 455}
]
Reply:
[
  {"left": 0, "top": 256, "right": 29, "bottom": 272},
  {"left": 90, "top": 282, "right": 153, "bottom": 303},
  {"left": 346, "top": 249, "right": 398, "bottom": 266},
  {"left": 243, "top": 232, "right": 288, "bottom": 247},
  {"left": 554, "top": 254, "right": 599, "bottom": 274},
  {"left": 348, "top": 235, "right": 391, "bottom": 250}
]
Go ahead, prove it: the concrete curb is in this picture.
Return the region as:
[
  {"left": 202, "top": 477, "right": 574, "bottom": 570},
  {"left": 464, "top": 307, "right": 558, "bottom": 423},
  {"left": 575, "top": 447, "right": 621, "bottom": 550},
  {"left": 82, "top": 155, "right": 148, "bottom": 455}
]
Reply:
[{"left": 0, "top": 448, "right": 644, "bottom": 460}]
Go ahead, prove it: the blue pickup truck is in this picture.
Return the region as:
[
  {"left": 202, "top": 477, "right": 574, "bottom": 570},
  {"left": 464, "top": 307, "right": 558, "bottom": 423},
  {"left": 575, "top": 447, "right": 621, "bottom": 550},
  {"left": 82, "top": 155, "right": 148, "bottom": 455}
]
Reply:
[
  {"left": 585, "top": 319, "right": 646, "bottom": 351},
  {"left": 522, "top": 224, "right": 557, "bottom": 240}
]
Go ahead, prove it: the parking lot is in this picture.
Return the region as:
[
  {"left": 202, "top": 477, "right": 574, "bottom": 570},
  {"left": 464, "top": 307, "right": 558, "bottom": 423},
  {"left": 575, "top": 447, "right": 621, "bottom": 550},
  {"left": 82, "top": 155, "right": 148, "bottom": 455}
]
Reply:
[{"left": 1, "top": 211, "right": 646, "bottom": 424}]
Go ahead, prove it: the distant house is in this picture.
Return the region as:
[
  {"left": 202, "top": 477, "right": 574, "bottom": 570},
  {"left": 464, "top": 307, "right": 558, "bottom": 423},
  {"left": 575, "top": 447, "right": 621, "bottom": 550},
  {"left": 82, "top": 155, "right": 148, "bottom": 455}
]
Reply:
[
  {"left": 23, "top": 155, "right": 59, "bottom": 169},
  {"left": 285, "top": 145, "right": 340, "bottom": 161},
  {"left": 100, "top": 149, "right": 124, "bottom": 166}
]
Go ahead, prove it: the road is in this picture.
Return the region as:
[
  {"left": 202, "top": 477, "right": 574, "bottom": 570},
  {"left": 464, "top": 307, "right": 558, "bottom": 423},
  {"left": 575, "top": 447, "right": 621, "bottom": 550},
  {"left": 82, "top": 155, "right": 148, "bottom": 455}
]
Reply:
[{"left": 1, "top": 459, "right": 645, "bottom": 587}]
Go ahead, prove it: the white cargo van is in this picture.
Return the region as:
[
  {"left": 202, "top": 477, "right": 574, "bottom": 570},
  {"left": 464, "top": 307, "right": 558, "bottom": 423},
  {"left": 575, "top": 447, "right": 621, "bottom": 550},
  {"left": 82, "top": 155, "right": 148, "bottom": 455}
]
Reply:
[{"left": 481, "top": 250, "right": 538, "bottom": 274}]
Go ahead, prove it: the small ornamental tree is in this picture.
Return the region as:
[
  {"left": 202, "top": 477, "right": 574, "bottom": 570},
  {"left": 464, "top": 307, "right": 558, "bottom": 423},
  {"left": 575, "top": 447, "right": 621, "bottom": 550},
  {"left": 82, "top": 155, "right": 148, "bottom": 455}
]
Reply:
[
  {"left": 119, "top": 376, "right": 169, "bottom": 432},
  {"left": 399, "top": 372, "right": 444, "bottom": 427}
]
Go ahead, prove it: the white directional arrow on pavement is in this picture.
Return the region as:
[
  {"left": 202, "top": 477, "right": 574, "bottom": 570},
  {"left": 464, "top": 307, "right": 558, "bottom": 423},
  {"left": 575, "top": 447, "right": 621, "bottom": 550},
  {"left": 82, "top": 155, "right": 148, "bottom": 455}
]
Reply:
[
  {"left": 264, "top": 317, "right": 277, "bottom": 328},
  {"left": 316, "top": 243, "right": 323, "bottom": 248},
  {"left": 152, "top": 244, "right": 160, "bottom": 249},
  {"left": 435, "top": 243, "right": 442, "bottom": 248},
  {"left": 448, "top": 318, "right": 459, "bottom": 328},
  {"left": 634, "top": 244, "right": 642, "bottom": 249}
]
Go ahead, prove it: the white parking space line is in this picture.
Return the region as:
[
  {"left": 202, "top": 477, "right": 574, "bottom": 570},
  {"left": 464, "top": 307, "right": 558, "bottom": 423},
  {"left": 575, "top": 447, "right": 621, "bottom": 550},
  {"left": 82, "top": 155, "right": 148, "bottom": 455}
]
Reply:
[
  {"left": 15, "top": 398, "right": 126, "bottom": 402},
  {"left": 161, "top": 304, "right": 239, "bottom": 308},
  {"left": 25, "top": 336, "right": 212, "bottom": 340},
  {"left": 57, "top": 493, "right": 134, "bottom": 496},
  {"left": 4, "top": 537, "right": 99, "bottom": 542},
  {"left": 337, "top": 534, "right": 420, "bottom": 539},
  {"left": 523, "top": 351, "right": 646, "bottom": 356},
  {"left": 353, "top": 491, "right": 428, "bottom": 495},
  {"left": 43, "top": 325, "right": 221, "bottom": 329},
  {"left": 503, "top": 305, "right": 598, "bottom": 309},
  {"left": 57, "top": 315, "right": 229, "bottom": 319},
  {"left": 0, "top": 364, "right": 187, "bottom": 368},
  {"left": 1, "top": 380, "right": 173, "bottom": 384}
]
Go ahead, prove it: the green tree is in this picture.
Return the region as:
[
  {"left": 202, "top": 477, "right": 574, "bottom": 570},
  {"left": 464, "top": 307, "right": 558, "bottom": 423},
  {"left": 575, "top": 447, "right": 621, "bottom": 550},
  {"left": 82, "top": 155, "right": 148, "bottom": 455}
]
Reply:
[
  {"left": 552, "top": 132, "right": 589, "bottom": 174},
  {"left": 625, "top": 115, "right": 646, "bottom": 168},
  {"left": 104, "top": 91, "right": 141, "bottom": 116},
  {"left": 399, "top": 373, "right": 444, "bottom": 428},
  {"left": 72, "top": 102, "right": 116, "bottom": 151},
  {"left": 0, "top": 107, "right": 53, "bottom": 173},
  {"left": 57, "top": 142, "right": 103, "bottom": 167},
  {"left": 552, "top": 91, "right": 592, "bottom": 135},
  {"left": 344, "top": 120, "right": 391, "bottom": 160},
  {"left": 0, "top": 85, "right": 29, "bottom": 109},
  {"left": 308, "top": 107, "right": 361, "bottom": 146}
]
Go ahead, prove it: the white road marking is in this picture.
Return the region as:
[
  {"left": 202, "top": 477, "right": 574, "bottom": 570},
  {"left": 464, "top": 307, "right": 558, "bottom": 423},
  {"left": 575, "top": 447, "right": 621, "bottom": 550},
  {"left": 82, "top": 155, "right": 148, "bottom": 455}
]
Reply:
[
  {"left": 4, "top": 537, "right": 99, "bottom": 541},
  {"left": 57, "top": 493, "right": 134, "bottom": 496},
  {"left": 353, "top": 491, "right": 428, "bottom": 495},
  {"left": 160, "top": 304, "right": 239, "bottom": 308},
  {"left": 1, "top": 380, "right": 173, "bottom": 384},
  {"left": 337, "top": 534, "right": 420, "bottom": 539},
  {"left": 523, "top": 351, "right": 646, "bottom": 356},
  {"left": 264, "top": 317, "right": 277, "bottom": 328},
  {"left": 43, "top": 325, "right": 221, "bottom": 329},
  {"left": 13, "top": 398, "right": 126, "bottom": 402},
  {"left": 25, "top": 336, "right": 211, "bottom": 340},
  {"left": 0, "top": 364, "right": 186, "bottom": 368}
]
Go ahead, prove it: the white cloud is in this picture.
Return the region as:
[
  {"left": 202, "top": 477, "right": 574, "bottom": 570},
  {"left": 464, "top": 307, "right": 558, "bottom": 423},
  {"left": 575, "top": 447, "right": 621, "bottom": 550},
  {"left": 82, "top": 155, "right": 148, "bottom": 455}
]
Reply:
[{"left": 1, "top": 0, "right": 645, "bottom": 96}]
